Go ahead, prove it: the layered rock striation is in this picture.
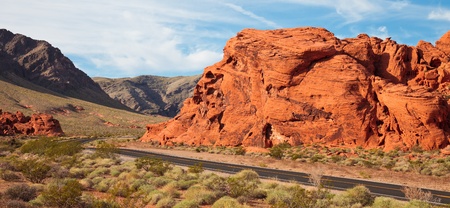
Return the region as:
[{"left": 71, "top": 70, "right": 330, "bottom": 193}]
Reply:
[
  {"left": 0, "top": 110, "right": 64, "bottom": 136},
  {"left": 141, "top": 27, "right": 450, "bottom": 151}
]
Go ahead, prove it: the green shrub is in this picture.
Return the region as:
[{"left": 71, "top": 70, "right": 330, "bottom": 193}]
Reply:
[
  {"left": 161, "top": 182, "right": 181, "bottom": 198},
  {"left": 165, "top": 166, "right": 185, "bottom": 180},
  {"left": 371, "top": 197, "right": 403, "bottom": 208},
  {"left": 227, "top": 169, "right": 260, "bottom": 198},
  {"left": 41, "top": 179, "right": 83, "bottom": 208},
  {"left": 17, "top": 158, "right": 51, "bottom": 183},
  {"left": 20, "top": 138, "right": 82, "bottom": 157},
  {"left": 87, "top": 167, "right": 110, "bottom": 179},
  {"left": 93, "top": 141, "right": 118, "bottom": 158},
  {"left": 5, "top": 184, "right": 37, "bottom": 202},
  {"left": 201, "top": 173, "right": 228, "bottom": 197},
  {"left": 332, "top": 185, "right": 373, "bottom": 207},
  {"left": 177, "top": 179, "right": 198, "bottom": 190},
  {"left": 174, "top": 199, "right": 200, "bottom": 208},
  {"left": 211, "top": 196, "right": 244, "bottom": 208},
  {"left": 269, "top": 142, "right": 291, "bottom": 159},
  {"left": 156, "top": 196, "right": 176, "bottom": 208},
  {"left": 135, "top": 157, "right": 172, "bottom": 176},
  {"left": 1, "top": 170, "right": 21, "bottom": 181},
  {"left": 150, "top": 176, "right": 173, "bottom": 188},
  {"left": 188, "top": 163, "right": 204, "bottom": 174},
  {"left": 147, "top": 190, "right": 166, "bottom": 205},
  {"left": 185, "top": 185, "right": 217, "bottom": 205},
  {"left": 404, "top": 200, "right": 432, "bottom": 208}
]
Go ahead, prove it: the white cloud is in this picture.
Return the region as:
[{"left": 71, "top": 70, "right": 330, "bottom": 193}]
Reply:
[
  {"left": 428, "top": 8, "right": 450, "bottom": 21},
  {"left": 0, "top": 0, "right": 245, "bottom": 77},
  {"left": 224, "top": 3, "right": 281, "bottom": 28},
  {"left": 369, "top": 26, "right": 390, "bottom": 39}
]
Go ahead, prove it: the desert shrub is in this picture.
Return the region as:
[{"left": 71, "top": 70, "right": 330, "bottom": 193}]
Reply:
[
  {"left": 211, "top": 196, "right": 244, "bottom": 208},
  {"left": 79, "top": 178, "right": 94, "bottom": 190},
  {"left": 177, "top": 179, "right": 198, "bottom": 190},
  {"left": 130, "top": 178, "right": 148, "bottom": 191},
  {"left": 147, "top": 190, "right": 166, "bottom": 205},
  {"left": 266, "top": 185, "right": 330, "bottom": 208},
  {"left": 139, "top": 184, "right": 156, "bottom": 193},
  {"left": 109, "top": 180, "right": 134, "bottom": 197},
  {"left": 269, "top": 142, "right": 291, "bottom": 159},
  {"left": 201, "top": 173, "right": 228, "bottom": 197},
  {"left": 1, "top": 170, "right": 21, "bottom": 181},
  {"left": 227, "top": 169, "right": 260, "bottom": 198},
  {"left": 174, "top": 199, "right": 200, "bottom": 208},
  {"left": 165, "top": 166, "right": 185, "bottom": 180},
  {"left": 371, "top": 197, "right": 403, "bottom": 208},
  {"left": 332, "top": 185, "right": 373, "bottom": 207},
  {"left": 5, "top": 200, "right": 29, "bottom": 208},
  {"left": 41, "top": 178, "right": 83, "bottom": 208},
  {"left": 49, "top": 165, "right": 70, "bottom": 179},
  {"left": 20, "top": 138, "right": 82, "bottom": 157},
  {"left": 94, "top": 178, "right": 116, "bottom": 192},
  {"left": 69, "top": 167, "right": 89, "bottom": 179},
  {"left": 185, "top": 185, "right": 217, "bottom": 205},
  {"left": 150, "top": 176, "right": 173, "bottom": 188},
  {"left": 17, "top": 158, "right": 51, "bottom": 183},
  {"left": 161, "top": 182, "right": 181, "bottom": 198},
  {"left": 232, "top": 146, "right": 246, "bottom": 155},
  {"left": 156, "top": 196, "right": 176, "bottom": 208},
  {"left": 5, "top": 184, "right": 37, "bottom": 202},
  {"left": 93, "top": 141, "right": 118, "bottom": 158},
  {"left": 188, "top": 162, "right": 204, "bottom": 174},
  {"left": 135, "top": 157, "right": 172, "bottom": 176},
  {"left": 404, "top": 199, "right": 432, "bottom": 208},
  {"left": 87, "top": 167, "right": 110, "bottom": 179},
  {"left": 402, "top": 186, "right": 436, "bottom": 203}
]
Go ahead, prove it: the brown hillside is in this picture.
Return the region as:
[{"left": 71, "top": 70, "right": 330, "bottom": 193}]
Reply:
[
  {"left": 141, "top": 27, "right": 450, "bottom": 151},
  {"left": 0, "top": 29, "right": 128, "bottom": 110},
  {"left": 93, "top": 75, "right": 201, "bottom": 117}
]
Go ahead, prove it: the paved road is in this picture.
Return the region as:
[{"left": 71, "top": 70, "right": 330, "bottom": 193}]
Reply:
[{"left": 84, "top": 147, "right": 450, "bottom": 204}]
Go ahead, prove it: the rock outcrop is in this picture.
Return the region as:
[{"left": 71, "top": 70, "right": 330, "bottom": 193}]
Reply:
[
  {"left": 0, "top": 110, "right": 64, "bottom": 136},
  {"left": 93, "top": 75, "right": 201, "bottom": 117},
  {"left": 141, "top": 27, "right": 450, "bottom": 151},
  {"left": 0, "top": 29, "right": 128, "bottom": 110}
]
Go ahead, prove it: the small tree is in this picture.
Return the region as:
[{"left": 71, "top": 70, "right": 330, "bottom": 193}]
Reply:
[
  {"left": 135, "top": 157, "right": 172, "bottom": 176},
  {"left": 41, "top": 179, "right": 83, "bottom": 208}
]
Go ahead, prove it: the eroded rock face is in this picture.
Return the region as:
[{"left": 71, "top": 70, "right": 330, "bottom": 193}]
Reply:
[
  {"left": 0, "top": 110, "right": 64, "bottom": 136},
  {"left": 141, "top": 27, "right": 450, "bottom": 151}
]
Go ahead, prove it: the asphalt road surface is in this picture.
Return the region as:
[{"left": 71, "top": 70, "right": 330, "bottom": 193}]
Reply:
[{"left": 85, "top": 147, "right": 450, "bottom": 204}]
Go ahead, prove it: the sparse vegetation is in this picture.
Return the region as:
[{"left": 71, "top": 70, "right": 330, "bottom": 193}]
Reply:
[{"left": 1, "top": 136, "right": 448, "bottom": 208}]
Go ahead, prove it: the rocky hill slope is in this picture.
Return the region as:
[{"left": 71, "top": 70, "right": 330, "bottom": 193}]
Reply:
[
  {"left": 0, "top": 29, "right": 128, "bottom": 110},
  {"left": 93, "top": 75, "right": 201, "bottom": 117},
  {"left": 141, "top": 27, "right": 450, "bottom": 151}
]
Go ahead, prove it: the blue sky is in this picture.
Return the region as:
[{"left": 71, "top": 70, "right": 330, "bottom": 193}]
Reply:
[{"left": 1, "top": 0, "right": 450, "bottom": 78}]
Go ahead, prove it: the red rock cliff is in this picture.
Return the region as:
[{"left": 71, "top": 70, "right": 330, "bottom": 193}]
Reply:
[
  {"left": 141, "top": 27, "right": 450, "bottom": 151},
  {"left": 0, "top": 110, "right": 64, "bottom": 136}
]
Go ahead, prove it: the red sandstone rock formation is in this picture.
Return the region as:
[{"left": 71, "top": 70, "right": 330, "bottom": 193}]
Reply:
[
  {"left": 0, "top": 110, "right": 64, "bottom": 136},
  {"left": 141, "top": 27, "right": 450, "bottom": 151}
]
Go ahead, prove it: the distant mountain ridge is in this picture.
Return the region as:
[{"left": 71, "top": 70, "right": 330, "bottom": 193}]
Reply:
[
  {"left": 0, "top": 29, "right": 128, "bottom": 110},
  {"left": 93, "top": 75, "right": 201, "bottom": 117}
]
